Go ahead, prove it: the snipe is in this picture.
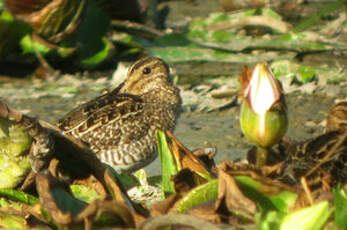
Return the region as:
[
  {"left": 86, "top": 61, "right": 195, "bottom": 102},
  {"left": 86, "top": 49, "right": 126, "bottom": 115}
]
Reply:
[{"left": 58, "top": 57, "right": 182, "bottom": 172}]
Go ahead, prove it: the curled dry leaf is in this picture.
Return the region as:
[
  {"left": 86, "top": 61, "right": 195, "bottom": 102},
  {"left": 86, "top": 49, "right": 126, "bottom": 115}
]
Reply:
[
  {"left": 219, "top": 161, "right": 297, "bottom": 195},
  {"left": 215, "top": 168, "right": 257, "bottom": 221},
  {"left": 172, "top": 169, "right": 202, "bottom": 195},
  {"left": 35, "top": 171, "right": 78, "bottom": 226},
  {"left": 150, "top": 194, "right": 180, "bottom": 217},
  {"left": 166, "top": 130, "right": 215, "bottom": 181},
  {"left": 0, "top": 101, "right": 23, "bottom": 122}
]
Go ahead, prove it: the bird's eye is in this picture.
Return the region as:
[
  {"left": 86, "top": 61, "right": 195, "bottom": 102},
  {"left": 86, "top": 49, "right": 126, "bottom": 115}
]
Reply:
[{"left": 143, "top": 67, "right": 151, "bottom": 74}]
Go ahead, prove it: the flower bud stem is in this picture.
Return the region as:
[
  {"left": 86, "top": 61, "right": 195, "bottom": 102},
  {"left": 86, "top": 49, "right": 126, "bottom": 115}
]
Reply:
[{"left": 256, "top": 146, "right": 270, "bottom": 169}]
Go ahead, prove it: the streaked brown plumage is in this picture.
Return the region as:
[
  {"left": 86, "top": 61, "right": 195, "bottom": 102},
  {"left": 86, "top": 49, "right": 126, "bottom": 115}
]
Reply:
[
  {"left": 58, "top": 57, "right": 181, "bottom": 172},
  {"left": 326, "top": 101, "right": 347, "bottom": 133}
]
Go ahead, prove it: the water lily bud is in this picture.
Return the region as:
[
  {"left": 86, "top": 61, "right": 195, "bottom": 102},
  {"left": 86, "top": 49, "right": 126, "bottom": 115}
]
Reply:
[
  {"left": 240, "top": 63, "right": 288, "bottom": 148},
  {"left": 0, "top": 118, "right": 32, "bottom": 188}
]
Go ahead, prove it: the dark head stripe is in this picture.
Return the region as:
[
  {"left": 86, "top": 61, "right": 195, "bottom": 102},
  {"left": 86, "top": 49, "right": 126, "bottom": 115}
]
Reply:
[{"left": 128, "top": 57, "right": 167, "bottom": 76}]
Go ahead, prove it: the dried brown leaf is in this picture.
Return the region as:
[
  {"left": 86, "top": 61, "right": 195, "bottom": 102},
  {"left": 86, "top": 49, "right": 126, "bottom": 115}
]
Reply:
[
  {"left": 150, "top": 194, "right": 180, "bottom": 216},
  {"left": 172, "top": 169, "right": 201, "bottom": 195},
  {"left": 239, "top": 66, "right": 252, "bottom": 97},
  {"left": 215, "top": 168, "right": 257, "bottom": 220},
  {"left": 35, "top": 172, "right": 75, "bottom": 226},
  {"left": 166, "top": 130, "right": 214, "bottom": 180}
]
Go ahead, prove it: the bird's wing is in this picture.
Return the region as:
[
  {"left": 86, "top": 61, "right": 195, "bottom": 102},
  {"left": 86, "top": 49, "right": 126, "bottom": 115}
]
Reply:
[{"left": 57, "top": 91, "right": 143, "bottom": 135}]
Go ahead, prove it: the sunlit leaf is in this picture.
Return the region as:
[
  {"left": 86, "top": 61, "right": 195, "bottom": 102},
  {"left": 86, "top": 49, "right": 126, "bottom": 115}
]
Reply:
[
  {"left": 298, "top": 65, "right": 316, "bottom": 83},
  {"left": 271, "top": 60, "right": 317, "bottom": 84},
  {"left": 80, "top": 36, "right": 115, "bottom": 68},
  {"left": 235, "top": 176, "right": 297, "bottom": 213},
  {"left": 0, "top": 189, "right": 38, "bottom": 205},
  {"left": 280, "top": 201, "right": 332, "bottom": 230},
  {"left": 156, "top": 130, "right": 178, "bottom": 197},
  {"left": 70, "top": 184, "right": 102, "bottom": 203},
  {"left": 0, "top": 118, "right": 32, "bottom": 189},
  {"left": 0, "top": 212, "right": 26, "bottom": 229},
  {"left": 20, "top": 34, "right": 51, "bottom": 55},
  {"left": 260, "top": 210, "right": 283, "bottom": 230},
  {"left": 172, "top": 179, "right": 218, "bottom": 213}
]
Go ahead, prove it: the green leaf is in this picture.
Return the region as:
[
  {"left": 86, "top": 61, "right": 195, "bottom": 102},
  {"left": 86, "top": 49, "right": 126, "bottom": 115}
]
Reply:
[
  {"left": 148, "top": 175, "right": 162, "bottom": 187},
  {"left": 0, "top": 189, "right": 38, "bottom": 205},
  {"left": 80, "top": 36, "right": 115, "bottom": 67},
  {"left": 76, "top": 0, "right": 113, "bottom": 68},
  {"left": 333, "top": 185, "right": 347, "bottom": 227},
  {"left": 260, "top": 211, "right": 284, "bottom": 230},
  {"left": 20, "top": 34, "right": 51, "bottom": 55},
  {"left": 271, "top": 60, "right": 318, "bottom": 84},
  {"left": 260, "top": 8, "right": 282, "bottom": 20},
  {"left": 149, "top": 46, "right": 294, "bottom": 63},
  {"left": 152, "top": 33, "right": 191, "bottom": 47},
  {"left": 298, "top": 65, "right": 316, "bottom": 83},
  {"left": 51, "top": 187, "right": 86, "bottom": 217},
  {"left": 156, "top": 130, "right": 178, "bottom": 197},
  {"left": 0, "top": 10, "right": 31, "bottom": 60},
  {"left": 0, "top": 212, "right": 26, "bottom": 229},
  {"left": 0, "top": 118, "right": 32, "bottom": 189},
  {"left": 70, "top": 184, "right": 102, "bottom": 203},
  {"left": 234, "top": 176, "right": 297, "bottom": 213},
  {"left": 105, "top": 165, "right": 138, "bottom": 190},
  {"left": 280, "top": 201, "right": 332, "bottom": 230},
  {"left": 172, "top": 179, "right": 218, "bottom": 213}
]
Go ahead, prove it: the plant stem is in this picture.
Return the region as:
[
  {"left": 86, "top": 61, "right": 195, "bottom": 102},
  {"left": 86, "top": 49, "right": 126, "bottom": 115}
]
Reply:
[{"left": 256, "top": 146, "right": 270, "bottom": 169}]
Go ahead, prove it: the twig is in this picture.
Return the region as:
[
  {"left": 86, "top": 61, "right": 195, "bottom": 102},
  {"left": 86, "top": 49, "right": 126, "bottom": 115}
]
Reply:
[
  {"left": 111, "top": 19, "right": 164, "bottom": 40},
  {"left": 305, "top": 130, "right": 347, "bottom": 178},
  {"left": 139, "top": 214, "right": 222, "bottom": 230},
  {"left": 300, "top": 177, "right": 314, "bottom": 205}
]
